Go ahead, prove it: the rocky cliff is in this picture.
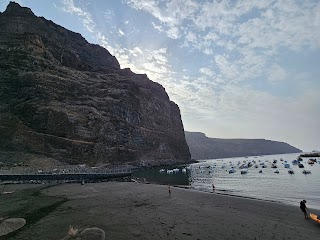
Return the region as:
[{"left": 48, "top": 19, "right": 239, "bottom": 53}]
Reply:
[
  {"left": 185, "top": 131, "right": 301, "bottom": 160},
  {"left": 0, "top": 2, "right": 191, "bottom": 167}
]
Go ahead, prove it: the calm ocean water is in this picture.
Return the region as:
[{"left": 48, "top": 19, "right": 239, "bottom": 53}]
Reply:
[{"left": 133, "top": 153, "right": 320, "bottom": 210}]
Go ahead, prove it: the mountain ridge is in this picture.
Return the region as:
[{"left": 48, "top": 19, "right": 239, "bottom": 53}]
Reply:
[{"left": 185, "top": 131, "right": 302, "bottom": 160}]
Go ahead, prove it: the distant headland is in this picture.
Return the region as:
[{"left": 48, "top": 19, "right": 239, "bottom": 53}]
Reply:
[{"left": 185, "top": 131, "right": 302, "bottom": 160}]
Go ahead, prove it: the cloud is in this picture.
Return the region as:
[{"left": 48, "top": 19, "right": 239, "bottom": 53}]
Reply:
[
  {"left": 152, "top": 22, "right": 163, "bottom": 32},
  {"left": 166, "top": 26, "right": 180, "bottom": 39},
  {"left": 118, "top": 29, "right": 125, "bottom": 36},
  {"left": 199, "top": 68, "right": 213, "bottom": 77},
  {"left": 125, "top": 0, "right": 199, "bottom": 39},
  {"left": 268, "top": 65, "right": 288, "bottom": 83},
  {"left": 61, "top": 0, "right": 96, "bottom": 33},
  {"left": 214, "top": 55, "right": 239, "bottom": 80},
  {"left": 185, "top": 31, "right": 197, "bottom": 43},
  {"left": 129, "top": 47, "right": 143, "bottom": 57}
]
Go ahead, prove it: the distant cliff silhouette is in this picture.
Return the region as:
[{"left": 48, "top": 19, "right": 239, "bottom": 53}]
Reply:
[
  {"left": 185, "top": 131, "right": 302, "bottom": 160},
  {"left": 0, "top": 2, "right": 191, "bottom": 167}
]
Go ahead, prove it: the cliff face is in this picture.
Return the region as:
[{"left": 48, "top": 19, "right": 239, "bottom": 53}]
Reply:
[
  {"left": 185, "top": 131, "right": 302, "bottom": 160},
  {"left": 0, "top": 2, "right": 191, "bottom": 166}
]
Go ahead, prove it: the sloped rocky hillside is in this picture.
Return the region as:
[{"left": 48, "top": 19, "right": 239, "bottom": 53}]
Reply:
[
  {"left": 185, "top": 131, "right": 301, "bottom": 160},
  {"left": 0, "top": 2, "right": 191, "bottom": 166}
]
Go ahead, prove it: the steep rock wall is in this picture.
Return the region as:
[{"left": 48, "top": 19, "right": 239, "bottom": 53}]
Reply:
[{"left": 0, "top": 2, "right": 191, "bottom": 166}]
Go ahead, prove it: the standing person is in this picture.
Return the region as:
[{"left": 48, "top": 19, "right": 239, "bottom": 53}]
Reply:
[
  {"left": 300, "top": 200, "right": 309, "bottom": 219},
  {"left": 168, "top": 185, "right": 171, "bottom": 196}
]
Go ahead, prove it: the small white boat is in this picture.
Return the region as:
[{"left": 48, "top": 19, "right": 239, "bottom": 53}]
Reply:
[
  {"left": 159, "top": 169, "right": 165, "bottom": 173},
  {"left": 307, "top": 160, "right": 314, "bottom": 165},
  {"left": 274, "top": 170, "right": 279, "bottom": 173},
  {"left": 302, "top": 170, "right": 311, "bottom": 174}
]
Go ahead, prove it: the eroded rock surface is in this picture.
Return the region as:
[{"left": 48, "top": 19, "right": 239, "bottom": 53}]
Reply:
[{"left": 0, "top": 2, "right": 191, "bottom": 166}]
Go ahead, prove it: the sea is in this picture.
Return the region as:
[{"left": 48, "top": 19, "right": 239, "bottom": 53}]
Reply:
[{"left": 133, "top": 153, "right": 320, "bottom": 210}]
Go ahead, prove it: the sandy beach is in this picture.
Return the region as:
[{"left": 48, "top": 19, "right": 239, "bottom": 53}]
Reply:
[{"left": 1, "top": 182, "right": 319, "bottom": 240}]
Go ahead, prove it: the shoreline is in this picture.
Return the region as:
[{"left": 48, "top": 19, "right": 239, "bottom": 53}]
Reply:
[
  {"left": 137, "top": 179, "right": 320, "bottom": 212},
  {"left": 1, "top": 182, "right": 319, "bottom": 240},
  {"left": 174, "top": 184, "right": 320, "bottom": 212}
]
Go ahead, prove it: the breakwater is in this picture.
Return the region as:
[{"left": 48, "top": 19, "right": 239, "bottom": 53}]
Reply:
[
  {"left": 0, "top": 172, "right": 131, "bottom": 182},
  {"left": 0, "top": 166, "right": 132, "bottom": 182}
]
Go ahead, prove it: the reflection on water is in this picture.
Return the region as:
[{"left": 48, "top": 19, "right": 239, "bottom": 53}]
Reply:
[
  {"left": 133, "top": 153, "right": 320, "bottom": 210},
  {"left": 132, "top": 167, "right": 189, "bottom": 185}
]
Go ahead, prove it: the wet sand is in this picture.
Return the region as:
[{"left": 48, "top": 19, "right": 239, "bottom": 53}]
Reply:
[{"left": 4, "top": 182, "right": 320, "bottom": 239}]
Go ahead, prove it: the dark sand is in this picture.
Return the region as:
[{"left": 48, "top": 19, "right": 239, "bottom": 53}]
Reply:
[{"left": 2, "top": 182, "right": 320, "bottom": 239}]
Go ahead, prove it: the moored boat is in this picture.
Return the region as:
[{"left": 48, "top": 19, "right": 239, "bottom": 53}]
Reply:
[
  {"left": 283, "top": 163, "right": 290, "bottom": 168},
  {"left": 288, "top": 169, "right": 294, "bottom": 174},
  {"left": 307, "top": 160, "right": 315, "bottom": 165},
  {"left": 271, "top": 163, "right": 277, "bottom": 168},
  {"left": 302, "top": 170, "right": 311, "bottom": 174},
  {"left": 240, "top": 169, "right": 248, "bottom": 174},
  {"left": 292, "top": 160, "right": 299, "bottom": 165}
]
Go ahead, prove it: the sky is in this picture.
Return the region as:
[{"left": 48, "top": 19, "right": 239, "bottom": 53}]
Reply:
[{"left": 1, "top": 0, "right": 319, "bottom": 151}]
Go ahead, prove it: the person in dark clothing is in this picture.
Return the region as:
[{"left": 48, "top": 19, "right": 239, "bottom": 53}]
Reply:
[{"left": 300, "top": 200, "right": 309, "bottom": 219}]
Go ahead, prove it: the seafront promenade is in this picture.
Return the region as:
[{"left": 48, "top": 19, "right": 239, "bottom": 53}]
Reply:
[{"left": 0, "top": 165, "right": 132, "bottom": 182}]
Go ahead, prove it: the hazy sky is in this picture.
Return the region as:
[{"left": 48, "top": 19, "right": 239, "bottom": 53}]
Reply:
[{"left": 1, "top": 0, "right": 319, "bottom": 151}]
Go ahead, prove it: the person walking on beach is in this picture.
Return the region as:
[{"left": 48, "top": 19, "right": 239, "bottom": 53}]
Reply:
[
  {"left": 168, "top": 185, "right": 171, "bottom": 196},
  {"left": 300, "top": 200, "right": 309, "bottom": 219}
]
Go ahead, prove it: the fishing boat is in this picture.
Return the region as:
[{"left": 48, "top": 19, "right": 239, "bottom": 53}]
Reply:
[
  {"left": 307, "top": 160, "right": 315, "bottom": 165},
  {"left": 240, "top": 169, "right": 248, "bottom": 174},
  {"left": 302, "top": 170, "right": 311, "bottom": 174},
  {"left": 292, "top": 160, "right": 299, "bottom": 165},
  {"left": 274, "top": 169, "right": 279, "bottom": 173},
  {"left": 283, "top": 163, "right": 290, "bottom": 168},
  {"left": 229, "top": 169, "right": 236, "bottom": 174},
  {"left": 298, "top": 163, "right": 304, "bottom": 168}
]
